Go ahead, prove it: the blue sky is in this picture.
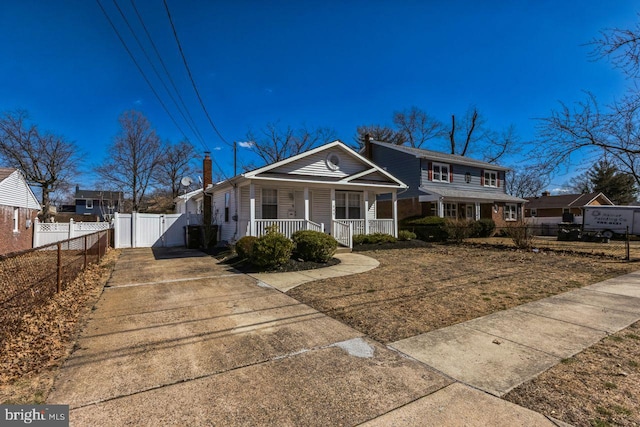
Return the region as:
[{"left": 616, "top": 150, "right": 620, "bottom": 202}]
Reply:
[{"left": 1, "top": 1, "right": 638, "bottom": 191}]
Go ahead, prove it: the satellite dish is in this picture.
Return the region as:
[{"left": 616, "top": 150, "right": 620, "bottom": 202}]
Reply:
[{"left": 180, "top": 176, "right": 193, "bottom": 187}]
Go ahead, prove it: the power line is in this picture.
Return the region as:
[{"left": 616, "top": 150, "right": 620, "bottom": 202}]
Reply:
[
  {"left": 129, "top": 0, "right": 209, "bottom": 149},
  {"left": 111, "top": 0, "right": 209, "bottom": 153},
  {"left": 96, "top": 0, "right": 191, "bottom": 143},
  {"left": 163, "top": 0, "right": 232, "bottom": 148}
]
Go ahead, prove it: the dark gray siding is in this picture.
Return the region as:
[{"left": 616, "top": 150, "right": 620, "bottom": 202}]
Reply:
[
  {"left": 420, "top": 160, "right": 507, "bottom": 196},
  {"left": 371, "top": 144, "right": 421, "bottom": 198}
]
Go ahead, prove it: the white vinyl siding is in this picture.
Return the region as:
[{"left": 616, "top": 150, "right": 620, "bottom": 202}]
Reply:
[
  {"left": 0, "top": 170, "right": 40, "bottom": 210},
  {"left": 273, "top": 150, "right": 364, "bottom": 178}
]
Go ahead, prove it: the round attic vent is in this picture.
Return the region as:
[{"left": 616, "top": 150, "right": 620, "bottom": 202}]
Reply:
[{"left": 326, "top": 152, "right": 341, "bottom": 171}]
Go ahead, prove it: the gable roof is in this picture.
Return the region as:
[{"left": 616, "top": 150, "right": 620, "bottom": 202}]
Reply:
[
  {"left": 0, "top": 168, "right": 41, "bottom": 210},
  {"left": 75, "top": 188, "right": 123, "bottom": 201},
  {"left": 525, "top": 192, "right": 613, "bottom": 209},
  {"left": 369, "top": 140, "right": 511, "bottom": 171},
  {"left": 209, "top": 140, "right": 407, "bottom": 191}
]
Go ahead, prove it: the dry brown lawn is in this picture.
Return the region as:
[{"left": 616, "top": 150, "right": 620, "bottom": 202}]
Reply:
[{"left": 287, "top": 244, "right": 640, "bottom": 426}]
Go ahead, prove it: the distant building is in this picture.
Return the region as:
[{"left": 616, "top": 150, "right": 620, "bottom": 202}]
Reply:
[
  {"left": 524, "top": 191, "right": 613, "bottom": 219},
  {"left": 72, "top": 186, "right": 123, "bottom": 221},
  {"left": 0, "top": 168, "right": 41, "bottom": 254}
]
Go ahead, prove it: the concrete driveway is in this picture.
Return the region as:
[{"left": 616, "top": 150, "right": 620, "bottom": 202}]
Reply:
[{"left": 48, "top": 248, "right": 559, "bottom": 426}]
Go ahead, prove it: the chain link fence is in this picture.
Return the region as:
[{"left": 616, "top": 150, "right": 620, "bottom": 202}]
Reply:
[{"left": 0, "top": 229, "right": 110, "bottom": 343}]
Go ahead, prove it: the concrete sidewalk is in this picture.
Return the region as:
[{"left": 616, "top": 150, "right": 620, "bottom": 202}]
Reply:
[
  {"left": 47, "top": 248, "right": 561, "bottom": 426},
  {"left": 390, "top": 272, "right": 640, "bottom": 396}
]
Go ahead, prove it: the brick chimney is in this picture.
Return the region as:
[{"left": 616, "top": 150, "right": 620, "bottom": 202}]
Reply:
[
  {"left": 203, "top": 152, "right": 212, "bottom": 225},
  {"left": 363, "top": 133, "right": 372, "bottom": 159},
  {"left": 541, "top": 190, "right": 551, "bottom": 197}
]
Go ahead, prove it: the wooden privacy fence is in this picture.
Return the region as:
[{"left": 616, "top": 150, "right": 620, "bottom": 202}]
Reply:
[{"left": 0, "top": 229, "right": 110, "bottom": 343}]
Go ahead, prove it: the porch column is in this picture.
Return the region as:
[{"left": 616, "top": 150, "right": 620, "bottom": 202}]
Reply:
[
  {"left": 364, "top": 191, "right": 369, "bottom": 235},
  {"left": 437, "top": 199, "right": 444, "bottom": 217},
  {"left": 249, "top": 182, "right": 256, "bottom": 236},
  {"left": 475, "top": 202, "right": 481, "bottom": 220},
  {"left": 392, "top": 191, "right": 398, "bottom": 237},
  {"left": 330, "top": 188, "right": 336, "bottom": 235},
  {"left": 304, "top": 187, "right": 309, "bottom": 221}
]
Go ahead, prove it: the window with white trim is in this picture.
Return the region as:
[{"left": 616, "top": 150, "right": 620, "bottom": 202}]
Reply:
[
  {"left": 13, "top": 207, "right": 19, "bottom": 232},
  {"left": 483, "top": 170, "right": 498, "bottom": 187},
  {"left": 335, "top": 191, "right": 361, "bottom": 219},
  {"left": 86, "top": 199, "right": 93, "bottom": 209},
  {"left": 261, "top": 189, "right": 278, "bottom": 219},
  {"left": 504, "top": 204, "right": 518, "bottom": 221},
  {"left": 530, "top": 208, "right": 537, "bottom": 217},
  {"left": 432, "top": 163, "right": 450, "bottom": 183},
  {"left": 444, "top": 203, "right": 457, "bottom": 218}
]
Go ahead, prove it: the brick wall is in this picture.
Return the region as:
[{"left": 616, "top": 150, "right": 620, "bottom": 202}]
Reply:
[{"left": 0, "top": 205, "right": 37, "bottom": 255}]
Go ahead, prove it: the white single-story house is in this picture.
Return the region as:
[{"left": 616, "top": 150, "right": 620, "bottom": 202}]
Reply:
[
  {"left": 174, "top": 188, "right": 204, "bottom": 215},
  {"left": 205, "top": 140, "right": 408, "bottom": 248}
]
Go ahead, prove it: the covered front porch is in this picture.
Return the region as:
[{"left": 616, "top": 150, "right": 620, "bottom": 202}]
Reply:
[{"left": 239, "top": 183, "right": 399, "bottom": 248}]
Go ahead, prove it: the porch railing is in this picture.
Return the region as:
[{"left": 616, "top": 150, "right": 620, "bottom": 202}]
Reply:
[
  {"left": 337, "top": 219, "right": 396, "bottom": 237},
  {"left": 332, "top": 220, "right": 352, "bottom": 248},
  {"left": 369, "top": 219, "right": 395, "bottom": 236},
  {"left": 253, "top": 219, "right": 324, "bottom": 239}
]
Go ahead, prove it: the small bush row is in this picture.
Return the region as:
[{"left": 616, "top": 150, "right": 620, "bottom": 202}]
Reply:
[
  {"left": 234, "top": 226, "right": 337, "bottom": 269},
  {"left": 400, "top": 217, "right": 496, "bottom": 242}
]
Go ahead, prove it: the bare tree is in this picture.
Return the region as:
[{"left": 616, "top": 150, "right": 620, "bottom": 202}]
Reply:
[
  {"left": 0, "top": 110, "right": 79, "bottom": 220},
  {"left": 447, "top": 106, "right": 489, "bottom": 157},
  {"left": 245, "top": 122, "right": 336, "bottom": 165},
  {"left": 97, "top": 110, "right": 162, "bottom": 212},
  {"left": 355, "top": 124, "right": 403, "bottom": 148},
  {"left": 392, "top": 106, "right": 443, "bottom": 148},
  {"left": 506, "top": 165, "right": 549, "bottom": 198},
  {"left": 154, "top": 139, "right": 198, "bottom": 199},
  {"left": 590, "top": 15, "right": 640, "bottom": 78}
]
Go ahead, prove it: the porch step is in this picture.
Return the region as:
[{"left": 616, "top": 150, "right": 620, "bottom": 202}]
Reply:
[{"left": 335, "top": 246, "right": 352, "bottom": 254}]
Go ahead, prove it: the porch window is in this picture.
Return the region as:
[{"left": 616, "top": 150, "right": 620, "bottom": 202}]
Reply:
[
  {"left": 336, "top": 191, "right": 361, "bottom": 219},
  {"left": 432, "top": 163, "right": 450, "bottom": 183},
  {"left": 444, "top": 203, "right": 457, "bottom": 218},
  {"left": 261, "top": 189, "right": 278, "bottom": 219},
  {"left": 86, "top": 199, "right": 93, "bottom": 209},
  {"left": 505, "top": 204, "right": 518, "bottom": 221}
]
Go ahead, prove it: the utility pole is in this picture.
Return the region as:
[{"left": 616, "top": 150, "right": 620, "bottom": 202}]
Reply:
[{"left": 233, "top": 140, "right": 237, "bottom": 177}]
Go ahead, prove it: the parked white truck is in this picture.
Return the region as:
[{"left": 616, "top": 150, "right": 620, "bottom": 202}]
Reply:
[{"left": 582, "top": 205, "right": 640, "bottom": 238}]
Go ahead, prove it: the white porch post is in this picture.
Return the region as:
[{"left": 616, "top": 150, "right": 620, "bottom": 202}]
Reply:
[
  {"left": 364, "top": 191, "right": 369, "bottom": 235},
  {"left": 330, "top": 188, "right": 336, "bottom": 235},
  {"left": 304, "top": 187, "right": 309, "bottom": 222},
  {"left": 249, "top": 183, "right": 256, "bottom": 236},
  {"left": 392, "top": 191, "right": 398, "bottom": 237},
  {"left": 475, "top": 202, "right": 481, "bottom": 220},
  {"left": 236, "top": 185, "right": 241, "bottom": 236},
  {"left": 437, "top": 199, "right": 444, "bottom": 217}
]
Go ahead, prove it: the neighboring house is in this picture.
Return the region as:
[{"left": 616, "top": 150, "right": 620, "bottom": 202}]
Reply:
[
  {"left": 174, "top": 188, "right": 204, "bottom": 215},
  {"left": 0, "top": 168, "right": 41, "bottom": 254},
  {"left": 524, "top": 191, "right": 614, "bottom": 222},
  {"left": 73, "top": 186, "right": 123, "bottom": 221},
  {"left": 363, "top": 139, "right": 526, "bottom": 227},
  {"left": 205, "top": 140, "right": 407, "bottom": 247}
]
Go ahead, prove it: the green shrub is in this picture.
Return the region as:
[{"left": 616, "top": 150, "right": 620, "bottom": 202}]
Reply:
[
  {"left": 292, "top": 230, "right": 337, "bottom": 263},
  {"left": 474, "top": 218, "right": 496, "bottom": 237},
  {"left": 352, "top": 233, "right": 397, "bottom": 245},
  {"left": 235, "top": 236, "right": 258, "bottom": 260},
  {"left": 404, "top": 216, "right": 446, "bottom": 226},
  {"left": 398, "top": 230, "right": 417, "bottom": 241},
  {"left": 251, "top": 226, "right": 294, "bottom": 269}
]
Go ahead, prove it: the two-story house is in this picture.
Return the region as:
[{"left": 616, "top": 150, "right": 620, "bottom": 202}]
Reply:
[
  {"left": 363, "top": 139, "right": 526, "bottom": 227},
  {"left": 74, "top": 186, "right": 123, "bottom": 221}
]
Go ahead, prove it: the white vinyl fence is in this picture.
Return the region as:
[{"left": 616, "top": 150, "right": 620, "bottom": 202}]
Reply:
[
  {"left": 33, "top": 219, "right": 112, "bottom": 247},
  {"left": 114, "top": 212, "right": 203, "bottom": 248}
]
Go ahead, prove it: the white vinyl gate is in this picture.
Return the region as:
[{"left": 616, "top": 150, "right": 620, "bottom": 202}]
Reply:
[{"left": 114, "top": 212, "right": 203, "bottom": 248}]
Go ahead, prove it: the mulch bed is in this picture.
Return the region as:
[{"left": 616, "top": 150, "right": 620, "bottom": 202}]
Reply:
[{"left": 221, "top": 255, "right": 341, "bottom": 274}]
